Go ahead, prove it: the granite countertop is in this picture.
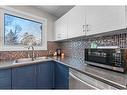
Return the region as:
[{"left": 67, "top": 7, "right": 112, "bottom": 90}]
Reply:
[
  {"left": 0, "top": 56, "right": 127, "bottom": 89},
  {"left": 52, "top": 56, "right": 127, "bottom": 89}
]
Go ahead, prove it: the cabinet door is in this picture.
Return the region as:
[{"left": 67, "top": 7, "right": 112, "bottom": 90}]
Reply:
[
  {"left": 125, "top": 6, "right": 127, "bottom": 27},
  {"left": 36, "top": 61, "right": 53, "bottom": 89},
  {"left": 0, "top": 69, "right": 11, "bottom": 89},
  {"left": 54, "top": 62, "right": 69, "bottom": 89},
  {"left": 68, "top": 6, "right": 86, "bottom": 38},
  {"left": 85, "top": 6, "right": 126, "bottom": 36},
  {"left": 55, "top": 14, "right": 68, "bottom": 41},
  {"left": 55, "top": 19, "right": 61, "bottom": 40},
  {"left": 59, "top": 14, "right": 68, "bottom": 40},
  {"left": 12, "top": 65, "right": 36, "bottom": 89}
]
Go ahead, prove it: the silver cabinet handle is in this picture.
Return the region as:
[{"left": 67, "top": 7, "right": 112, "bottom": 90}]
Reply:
[
  {"left": 86, "top": 24, "right": 90, "bottom": 32},
  {"left": 82, "top": 25, "right": 85, "bottom": 29},
  {"left": 82, "top": 25, "right": 86, "bottom": 33},
  {"left": 82, "top": 24, "right": 90, "bottom": 32},
  {"left": 57, "top": 34, "right": 61, "bottom": 38}
]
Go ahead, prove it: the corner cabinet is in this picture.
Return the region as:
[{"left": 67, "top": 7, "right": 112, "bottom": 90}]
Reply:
[
  {"left": 54, "top": 6, "right": 126, "bottom": 40},
  {"left": 12, "top": 65, "right": 36, "bottom": 89},
  {"left": 54, "top": 62, "right": 69, "bottom": 89},
  {"left": 0, "top": 68, "right": 11, "bottom": 89}
]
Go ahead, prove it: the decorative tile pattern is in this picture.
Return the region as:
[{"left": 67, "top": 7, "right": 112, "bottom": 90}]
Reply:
[
  {"left": 59, "top": 32, "right": 127, "bottom": 63},
  {"left": 0, "top": 41, "right": 60, "bottom": 60}
]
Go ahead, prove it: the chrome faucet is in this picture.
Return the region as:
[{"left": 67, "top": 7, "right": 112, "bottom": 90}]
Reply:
[{"left": 28, "top": 45, "right": 35, "bottom": 61}]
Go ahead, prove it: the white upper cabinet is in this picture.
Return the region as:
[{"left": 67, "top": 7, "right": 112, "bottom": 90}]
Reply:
[
  {"left": 54, "top": 6, "right": 126, "bottom": 41},
  {"left": 55, "top": 18, "right": 61, "bottom": 40},
  {"left": 55, "top": 13, "right": 68, "bottom": 41},
  {"left": 68, "top": 6, "right": 86, "bottom": 38},
  {"left": 60, "top": 14, "right": 68, "bottom": 40},
  {"left": 125, "top": 6, "right": 127, "bottom": 27},
  {"left": 85, "top": 6, "right": 126, "bottom": 36}
]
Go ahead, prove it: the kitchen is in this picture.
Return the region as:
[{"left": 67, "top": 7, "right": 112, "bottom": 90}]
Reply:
[{"left": 0, "top": 5, "right": 127, "bottom": 90}]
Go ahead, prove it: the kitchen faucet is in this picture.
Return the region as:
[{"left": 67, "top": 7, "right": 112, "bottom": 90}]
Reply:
[{"left": 28, "top": 45, "right": 35, "bottom": 61}]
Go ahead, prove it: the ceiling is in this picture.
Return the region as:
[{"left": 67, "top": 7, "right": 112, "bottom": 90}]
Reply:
[{"left": 35, "top": 6, "right": 74, "bottom": 18}]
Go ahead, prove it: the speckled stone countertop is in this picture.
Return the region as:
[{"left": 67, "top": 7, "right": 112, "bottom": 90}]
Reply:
[
  {"left": 51, "top": 56, "right": 127, "bottom": 89},
  {"left": 0, "top": 56, "right": 127, "bottom": 89}
]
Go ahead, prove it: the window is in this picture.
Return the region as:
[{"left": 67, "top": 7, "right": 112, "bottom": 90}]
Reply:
[
  {"left": 0, "top": 8, "right": 47, "bottom": 51},
  {"left": 4, "top": 14, "right": 43, "bottom": 46}
]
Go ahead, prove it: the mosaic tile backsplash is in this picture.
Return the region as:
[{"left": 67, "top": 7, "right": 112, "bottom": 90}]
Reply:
[
  {"left": 59, "top": 32, "right": 127, "bottom": 63},
  {"left": 0, "top": 41, "right": 60, "bottom": 60}
]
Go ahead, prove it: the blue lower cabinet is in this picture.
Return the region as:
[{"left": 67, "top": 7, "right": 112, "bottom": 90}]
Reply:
[
  {"left": 12, "top": 65, "right": 36, "bottom": 89},
  {"left": 54, "top": 62, "right": 69, "bottom": 89},
  {"left": 36, "top": 61, "right": 54, "bottom": 89},
  {"left": 0, "top": 68, "right": 11, "bottom": 89},
  {"left": 0, "top": 61, "right": 69, "bottom": 89}
]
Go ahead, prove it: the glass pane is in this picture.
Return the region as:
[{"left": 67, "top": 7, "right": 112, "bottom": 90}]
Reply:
[{"left": 4, "top": 14, "right": 43, "bottom": 46}]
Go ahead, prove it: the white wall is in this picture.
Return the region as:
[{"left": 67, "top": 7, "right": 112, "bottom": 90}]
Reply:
[{"left": 9, "top": 6, "right": 57, "bottom": 41}]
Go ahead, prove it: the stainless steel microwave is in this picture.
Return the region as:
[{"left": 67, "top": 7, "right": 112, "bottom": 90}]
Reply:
[{"left": 85, "top": 48, "right": 127, "bottom": 73}]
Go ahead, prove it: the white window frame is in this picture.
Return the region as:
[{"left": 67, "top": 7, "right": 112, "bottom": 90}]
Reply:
[{"left": 0, "top": 7, "right": 47, "bottom": 51}]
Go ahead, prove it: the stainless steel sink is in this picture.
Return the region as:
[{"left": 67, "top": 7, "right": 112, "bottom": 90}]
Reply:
[
  {"left": 35, "top": 56, "right": 49, "bottom": 60},
  {"left": 14, "top": 58, "right": 33, "bottom": 63},
  {"left": 14, "top": 57, "right": 50, "bottom": 64}
]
